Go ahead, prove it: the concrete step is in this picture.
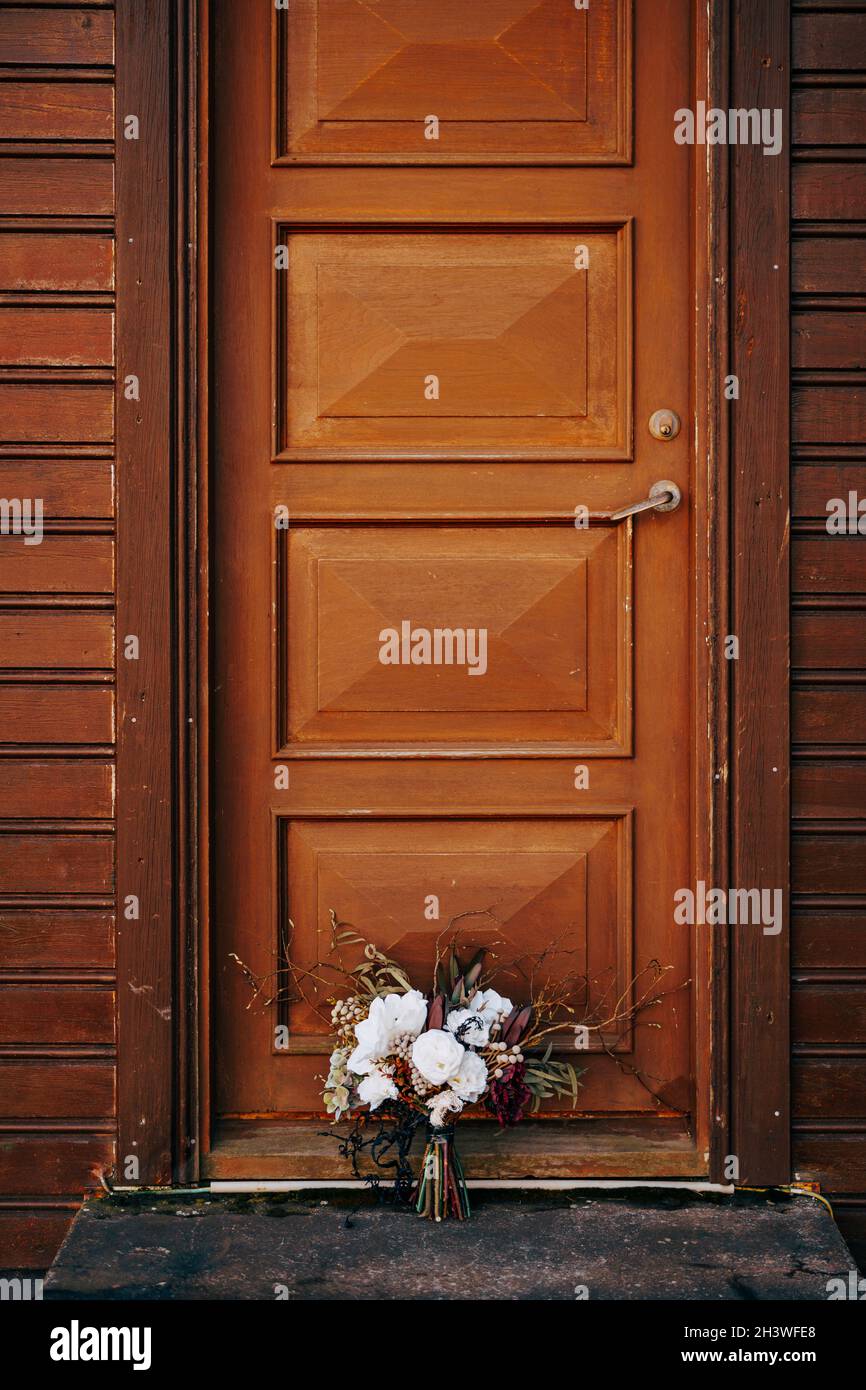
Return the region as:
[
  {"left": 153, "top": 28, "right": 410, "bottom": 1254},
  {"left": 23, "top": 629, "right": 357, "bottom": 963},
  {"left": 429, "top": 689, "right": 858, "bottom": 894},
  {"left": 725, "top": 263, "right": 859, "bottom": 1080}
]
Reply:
[{"left": 44, "top": 1188, "right": 860, "bottom": 1301}]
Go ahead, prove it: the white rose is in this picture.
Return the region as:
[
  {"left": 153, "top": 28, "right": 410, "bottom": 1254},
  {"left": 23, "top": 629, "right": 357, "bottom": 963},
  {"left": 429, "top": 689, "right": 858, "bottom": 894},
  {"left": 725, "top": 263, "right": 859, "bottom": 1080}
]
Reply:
[
  {"left": 411, "top": 1028, "right": 465, "bottom": 1085},
  {"left": 445, "top": 1007, "right": 490, "bottom": 1048},
  {"left": 347, "top": 1008, "right": 388, "bottom": 1075},
  {"left": 357, "top": 1067, "right": 398, "bottom": 1111},
  {"left": 427, "top": 1089, "right": 464, "bottom": 1129},
  {"left": 447, "top": 1048, "right": 488, "bottom": 1103},
  {"left": 473, "top": 988, "right": 513, "bottom": 1027},
  {"left": 380, "top": 988, "right": 428, "bottom": 1042}
]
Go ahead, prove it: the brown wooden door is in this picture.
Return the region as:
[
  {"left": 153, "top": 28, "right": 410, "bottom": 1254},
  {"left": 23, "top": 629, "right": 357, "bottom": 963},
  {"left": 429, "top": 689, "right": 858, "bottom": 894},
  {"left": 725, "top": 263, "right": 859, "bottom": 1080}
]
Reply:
[{"left": 210, "top": 0, "right": 701, "bottom": 1171}]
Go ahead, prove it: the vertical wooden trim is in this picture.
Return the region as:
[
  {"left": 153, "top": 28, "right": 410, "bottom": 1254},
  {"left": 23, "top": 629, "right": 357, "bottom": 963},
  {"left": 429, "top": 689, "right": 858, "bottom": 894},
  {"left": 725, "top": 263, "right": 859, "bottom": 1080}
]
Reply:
[
  {"left": 175, "top": 0, "right": 202, "bottom": 1186},
  {"left": 730, "top": 1, "right": 792, "bottom": 1185},
  {"left": 696, "top": 0, "right": 731, "bottom": 1184},
  {"left": 116, "top": 0, "right": 173, "bottom": 1184}
]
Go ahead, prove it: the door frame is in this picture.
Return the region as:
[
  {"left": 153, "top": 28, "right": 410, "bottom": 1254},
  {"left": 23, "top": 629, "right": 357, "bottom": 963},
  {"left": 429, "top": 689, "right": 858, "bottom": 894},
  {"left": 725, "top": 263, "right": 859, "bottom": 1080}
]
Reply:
[{"left": 114, "top": 0, "right": 790, "bottom": 1187}]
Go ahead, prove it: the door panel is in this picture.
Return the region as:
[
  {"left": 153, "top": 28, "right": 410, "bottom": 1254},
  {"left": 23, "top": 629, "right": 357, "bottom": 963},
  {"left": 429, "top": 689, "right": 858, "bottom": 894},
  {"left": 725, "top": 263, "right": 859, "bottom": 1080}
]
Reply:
[
  {"left": 277, "top": 0, "right": 630, "bottom": 163},
  {"left": 282, "top": 525, "right": 630, "bottom": 752},
  {"left": 278, "top": 225, "right": 629, "bottom": 456},
  {"left": 212, "top": 0, "right": 698, "bottom": 1155}
]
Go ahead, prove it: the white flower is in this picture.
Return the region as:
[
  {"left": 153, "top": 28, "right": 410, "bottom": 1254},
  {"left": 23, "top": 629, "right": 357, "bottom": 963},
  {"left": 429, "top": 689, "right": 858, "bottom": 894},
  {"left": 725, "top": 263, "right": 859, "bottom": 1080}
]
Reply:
[
  {"left": 347, "top": 1011, "right": 387, "bottom": 1075},
  {"left": 447, "top": 1048, "right": 488, "bottom": 1103},
  {"left": 411, "top": 1028, "right": 465, "bottom": 1085},
  {"left": 357, "top": 1067, "right": 398, "bottom": 1111},
  {"left": 445, "top": 1007, "right": 490, "bottom": 1048},
  {"left": 427, "top": 1089, "right": 464, "bottom": 1129},
  {"left": 347, "top": 989, "right": 428, "bottom": 1074},
  {"left": 473, "top": 988, "right": 513, "bottom": 1027},
  {"left": 379, "top": 988, "right": 428, "bottom": 1042}
]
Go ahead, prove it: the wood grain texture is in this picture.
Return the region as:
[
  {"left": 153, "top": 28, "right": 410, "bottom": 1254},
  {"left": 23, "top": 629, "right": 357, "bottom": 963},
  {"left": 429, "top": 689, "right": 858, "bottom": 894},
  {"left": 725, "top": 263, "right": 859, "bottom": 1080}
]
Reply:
[
  {"left": 0, "top": 158, "right": 113, "bottom": 216},
  {"left": 115, "top": 0, "right": 173, "bottom": 1184},
  {"left": 0, "top": 1062, "right": 115, "bottom": 1120},
  {"left": 0, "top": 460, "right": 114, "bottom": 520},
  {"left": 0, "top": 987, "right": 114, "bottom": 1045},
  {"left": 793, "top": 236, "right": 866, "bottom": 295},
  {"left": 0, "top": 81, "right": 113, "bottom": 141},
  {"left": 0, "top": 612, "right": 114, "bottom": 669},
  {"left": 729, "top": 0, "right": 791, "bottom": 1185},
  {"left": 0, "top": 8, "right": 113, "bottom": 65},
  {"left": 0, "top": 233, "right": 114, "bottom": 292},
  {"left": 0, "top": 0, "right": 121, "bottom": 1270},
  {"left": 0, "top": 910, "right": 114, "bottom": 969},
  {"left": 793, "top": 13, "right": 866, "bottom": 72},
  {"left": 0, "top": 759, "right": 113, "bottom": 817}
]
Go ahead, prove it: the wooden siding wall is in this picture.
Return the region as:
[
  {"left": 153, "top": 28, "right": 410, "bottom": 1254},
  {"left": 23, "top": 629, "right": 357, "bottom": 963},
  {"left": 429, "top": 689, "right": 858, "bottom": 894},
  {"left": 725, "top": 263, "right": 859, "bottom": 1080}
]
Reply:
[
  {"left": 791, "top": 1, "right": 866, "bottom": 1271},
  {"left": 0, "top": 1, "right": 116, "bottom": 1267}
]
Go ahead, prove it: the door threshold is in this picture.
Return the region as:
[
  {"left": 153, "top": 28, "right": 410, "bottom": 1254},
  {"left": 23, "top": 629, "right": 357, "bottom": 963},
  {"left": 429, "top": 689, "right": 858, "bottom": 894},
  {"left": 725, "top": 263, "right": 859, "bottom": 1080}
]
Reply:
[{"left": 204, "top": 1117, "right": 706, "bottom": 1181}]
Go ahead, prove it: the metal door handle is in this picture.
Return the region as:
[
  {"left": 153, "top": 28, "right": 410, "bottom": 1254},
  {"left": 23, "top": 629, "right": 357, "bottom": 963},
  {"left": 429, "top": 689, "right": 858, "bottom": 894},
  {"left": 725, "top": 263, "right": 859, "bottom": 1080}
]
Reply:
[{"left": 610, "top": 479, "right": 682, "bottom": 522}]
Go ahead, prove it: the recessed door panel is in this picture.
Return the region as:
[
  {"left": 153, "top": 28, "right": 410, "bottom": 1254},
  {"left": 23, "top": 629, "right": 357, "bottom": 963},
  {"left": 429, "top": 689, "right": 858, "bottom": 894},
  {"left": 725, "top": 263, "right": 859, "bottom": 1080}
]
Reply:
[
  {"left": 281, "top": 525, "right": 631, "bottom": 752},
  {"left": 277, "top": 226, "right": 629, "bottom": 458},
  {"left": 276, "top": 0, "right": 631, "bottom": 164}
]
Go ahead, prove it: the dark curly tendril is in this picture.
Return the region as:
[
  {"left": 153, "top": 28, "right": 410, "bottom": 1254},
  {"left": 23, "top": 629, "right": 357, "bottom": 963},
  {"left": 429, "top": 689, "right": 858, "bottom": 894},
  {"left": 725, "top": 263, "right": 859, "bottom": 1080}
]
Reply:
[{"left": 321, "top": 1102, "right": 424, "bottom": 1204}]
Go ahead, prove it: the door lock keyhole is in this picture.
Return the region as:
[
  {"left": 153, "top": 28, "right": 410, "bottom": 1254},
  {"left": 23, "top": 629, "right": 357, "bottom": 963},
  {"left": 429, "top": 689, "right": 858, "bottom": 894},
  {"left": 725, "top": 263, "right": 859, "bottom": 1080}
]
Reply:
[{"left": 649, "top": 409, "right": 681, "bottom": 441}]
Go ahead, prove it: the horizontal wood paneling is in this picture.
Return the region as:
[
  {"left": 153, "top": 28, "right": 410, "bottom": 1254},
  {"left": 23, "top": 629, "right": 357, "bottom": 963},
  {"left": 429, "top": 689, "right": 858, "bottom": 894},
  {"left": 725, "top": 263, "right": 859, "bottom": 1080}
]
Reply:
[
  {"left": 793, "top": 88, "right": 866, "bottom": 145},
  {"left": 793, "top": 165, "right": 866, "bottom": 222},
  {"left": 0, "top": 537, "right": 113, "bottom": 593},
  {"left": 793, "top": 684, "right": 866, "bottom": 741},
  {"left": 0, "top": 910, "right": 114, "bottom": 970},
  {"left": 793, "top": 384, "right": 866, "bottom": 445},
  {"left": 0, "top": 1210, "right": 73, "bottom": 1269},
  {"left": 0, "top": 308, "right": 113, "bottom": 367},
  {"left": 0, "top": 760, "right": 113, "bottom": 817},
  {"left": 793, "top": 1057, "right": 866, "bottom": 1120},
  {"left": 0, "top": 0, "right": 118, "bottom": 1271},
  {"left": 793, "top": 311, "right": 866, "bottom": 370},
  {"left": 0, "top": 833, "right": 114, "bottom": 893},
  {"left": 793, "top": 536, "right": 866, "bottom": 593},
  {"left": 793, "top": 466, "right": 866, "bottom": 520},
  {"left": 0, "top": 987, "right": 114, "bottom": 1045},
  {"left": 0, "top": 460, "right": 114, "bottom": 519},
  {"left": 0, "top": 1136, "right": 114, "bottom": 1196},
  {"left": 0, "top": 81, "right": 113, "bottom": 141},
  {"left": 0, "top": 684, "right": 113, "bottom": 744},
  {"left": 794, "top": 13, "right": 866, "bottom": 72},
  {"left": 793, "top": 237, "right": 866, "bottom": 295},
  {"left": 0, "top": 233, "right": 114, "bottom": 292},
  {"left": 793, "top": 910, "right": 866, "bottom": 971},
  {"left": 786, "top": 0, "right": 864, "bottom": 1259},
  {"left": 793, "top": 832, "right": 866, "bottom": 893},
  {"left": 0, "top": 383, "right": 113, "bottom": 444},
  {"left": 0, "top": 8, "right": 113, "bottom": 65},
  {"left": 793, "top": 607, "right": 866, "bottom": 667},
  {"left": 0, "top": 1062, "right": 114, "bottom": 1120},
  {"left": 793, "top": 980, "right": 866, "bottom": 1044},
  {"left": 794, "top": 1133, "right": 866, "bottom": 1193},
  {"left": 793, "top": 761, "right": 866, "bottom": 817},
  {"left": 0, "top": 158, "right": 113, "bottom": 216},
  {"left": 0, "top": 612, "right": 113, "bottom": 668}
]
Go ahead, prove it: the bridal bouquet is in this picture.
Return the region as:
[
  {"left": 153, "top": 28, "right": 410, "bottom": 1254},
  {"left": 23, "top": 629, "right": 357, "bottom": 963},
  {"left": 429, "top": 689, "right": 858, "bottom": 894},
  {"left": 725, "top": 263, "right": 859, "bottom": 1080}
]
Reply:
[
  {"left": 231, "top": 909, "right": 675, "bottom": 1224},
  {"left": 323, "top": 937, "right": 581, "bottom": 1220}
]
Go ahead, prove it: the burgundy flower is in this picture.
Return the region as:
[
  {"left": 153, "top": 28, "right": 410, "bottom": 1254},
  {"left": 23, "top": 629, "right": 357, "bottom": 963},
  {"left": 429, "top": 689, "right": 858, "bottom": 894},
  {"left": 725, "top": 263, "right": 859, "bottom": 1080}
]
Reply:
[{"left": 484, "top": 1062, "right": 532, "bottom": 1127}]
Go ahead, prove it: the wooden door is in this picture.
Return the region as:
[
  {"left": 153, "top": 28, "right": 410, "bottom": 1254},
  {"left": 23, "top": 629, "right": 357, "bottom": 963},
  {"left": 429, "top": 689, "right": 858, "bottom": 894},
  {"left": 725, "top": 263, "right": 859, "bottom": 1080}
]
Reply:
[{"left": 210, "top": 0, "right": 702, "bottom": 1172}]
